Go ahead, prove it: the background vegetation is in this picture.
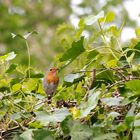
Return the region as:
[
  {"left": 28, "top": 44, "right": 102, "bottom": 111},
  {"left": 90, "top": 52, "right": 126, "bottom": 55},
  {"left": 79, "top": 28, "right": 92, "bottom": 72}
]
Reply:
[{"left": 0, "top": 0, "right": 140, "bottom": 140}]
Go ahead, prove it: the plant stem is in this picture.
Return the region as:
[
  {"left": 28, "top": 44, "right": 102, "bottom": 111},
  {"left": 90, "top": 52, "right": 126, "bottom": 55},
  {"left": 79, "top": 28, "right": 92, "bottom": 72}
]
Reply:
[
  {"left": 25, "top": 40, "right": 31, "bottom": 78},
  {"left": 98, "top": 21, "right": 119, "bottom": 60}
]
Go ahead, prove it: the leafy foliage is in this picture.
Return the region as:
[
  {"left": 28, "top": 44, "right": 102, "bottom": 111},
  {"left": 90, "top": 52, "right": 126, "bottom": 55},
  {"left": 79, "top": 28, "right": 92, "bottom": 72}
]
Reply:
[{"left": 0, "top": 11, "right": 140, "bottom": 140}]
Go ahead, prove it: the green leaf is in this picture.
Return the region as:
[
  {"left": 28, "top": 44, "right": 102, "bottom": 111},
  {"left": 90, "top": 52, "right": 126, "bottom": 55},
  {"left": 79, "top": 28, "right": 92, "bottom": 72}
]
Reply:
[
  {"left": 61, "top": 116, "right": 73, "bottom": 136},
  {"left": 105, "top": 11, "right": 115, "bottom": 22},
  {"left": 133, "top": 128, "right": 140, "bottom": 140},
  {"left": 11, "top": 31, "right": 37, "bottom": 40},
  {"left": 36, "top": 108, "right": 70, "bottom": 125},
  {"left": 134, "top": 113, "right": 140, "bottom": 127},
  {"left": 79, "top": 90, "right": 101, "bottom": 118},
  {"left": 93, "top": 133, "right": 117, "bottom": 140},
  {"left": 106, "top": 59, "right": 117, "bottom": 67},
  {"left": 107, "top": 26, "right": 119, "bottom": 37},
  {"left": 33, "top": 129, "right": 54, "bottom": 140},
  {"left": 12, "top": 83, "right": 22, "bottom": 92},
  {"left": 22, "top": 79, "right": 38, "bottom": 92},
  {"left": 101, "top": 97, "right": 123, "bottom": 106},
  {"left": 20, "top": 129, "right": 33, "bottom": 140},
  {"left": 70, "top": 122, "right": 93, "bottom": 140},
  {"left": 29, "top": 121, "right": 43, "bottom": 129},
  {"left": 135, "top": 27, "right": 140, "bottom": 37},
  {"left": 125, "top": 80, "right": 140, "bottom": 91},
  {"left": 127, "top": 52, "right": 135, "bottom": 63},
  {"left": 116, "top": 123, "right": 128, "bottom": 132},
  {"left": 64, "top": 73, "right": 84, "bottom": 83},
  {"left": 6, "top": 64, "right": 17, "bottom": 73},
  {"left": 86, "top": 50, "right": 99, "bottom": 62},
  {"left": 10, "top": 113, "right": 21, "bottom": 120},
  {"left": 0, "top": 52, "right": 16, "bottom": 63},
  {"left": 85, "top": 11, "right": 104, "bottom": 25},
  {"left": 59, "top": 37, "right": 85, "bottom": 62}
]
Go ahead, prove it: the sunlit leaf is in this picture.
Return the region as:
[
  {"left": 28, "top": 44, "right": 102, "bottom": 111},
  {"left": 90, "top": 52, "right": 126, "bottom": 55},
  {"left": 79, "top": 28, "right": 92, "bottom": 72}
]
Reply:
[
  {"left": 125, "top": 80, "right": 140, "bottom": 91},
  {"left": 0, "top": 52, "right": 16, "bottom": 63},
  {"left": 85, "top": 11, "right": 104, "bottom": 25},
  {"left": 135, "top": 27, "right": 140, "bottom": 37},
  {"left": 11, "top": 31, "right": 37, "bottom": 40},
  {"left": 105, "top": 11, "right": 115, "bottom": 22},
  {"left": 127, "top": 52, "right": 135, "bottom": 63},
  {"left": 12, "top": 83, "right": 22, "bottom": 92}
]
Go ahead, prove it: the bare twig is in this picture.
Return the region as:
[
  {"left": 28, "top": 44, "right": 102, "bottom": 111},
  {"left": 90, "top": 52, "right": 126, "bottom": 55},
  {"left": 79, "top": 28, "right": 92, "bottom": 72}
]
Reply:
[{"left": 71, "top": 65, "right": 130, "bottom": 74}]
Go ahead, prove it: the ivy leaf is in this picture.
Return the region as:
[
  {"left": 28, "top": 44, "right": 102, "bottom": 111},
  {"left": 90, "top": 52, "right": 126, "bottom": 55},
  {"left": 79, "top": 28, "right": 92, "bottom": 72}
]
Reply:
[
  {"left": 61, "top": 116, "right": 74, "bottom": 136},
  {"left": 33, "top": 129, "right": 54, "bottom": 140},
  {"left": 93, "top": 133, "right": 117, "bottom": 140},
  {"left": 133, "top": 128, "right": 140, "bottom": 140},
  {"left": 79, "top": 90, "right": 101, "bottom": 118},
  {"left": 59, "top": 37, "right": 85, "bottom": 62},
  {"left": 85, "top": 11, "right": 104, "bottom": 25},
  {"left": 64, "top": 73, "right": 84, "bottom": 83},
  {"left": 101, "top": 97, "right": 123, "bottom": 106},
  {"left": 36, "top": 108, "right": 70, "bottom": 126},
  {"left": 70, "top": 122, "right": 93, "bottom": 140},
  {"left": 20, "top": 129, "right": 33, "bottom": 140}
]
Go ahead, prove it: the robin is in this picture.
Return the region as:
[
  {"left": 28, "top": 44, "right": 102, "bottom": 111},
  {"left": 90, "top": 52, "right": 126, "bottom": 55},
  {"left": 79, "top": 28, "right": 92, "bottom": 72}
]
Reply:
[{"left": 43, "top": 68, "right": 59, "bottom": 100}]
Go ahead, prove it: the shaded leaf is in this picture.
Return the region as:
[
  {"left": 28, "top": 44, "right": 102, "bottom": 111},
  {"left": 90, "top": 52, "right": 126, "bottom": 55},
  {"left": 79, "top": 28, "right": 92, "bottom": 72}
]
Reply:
[
  {"left": 33, "top": 129, "right": 54, "bottom": 140},
  {"left": 6, "top": 64, "right": 17, "bottom": 73},
  {"left": 70, "top": 122, "right": 93, "bottom": 140},
  {"left": 20, "top": 129, "right": 33, "bottom": 140},
  {"left": 93, "top": 133, "right": 117, "bottom": 140},
  {"left": 59, "top": 37, "right": 85, "bottom": 62}
]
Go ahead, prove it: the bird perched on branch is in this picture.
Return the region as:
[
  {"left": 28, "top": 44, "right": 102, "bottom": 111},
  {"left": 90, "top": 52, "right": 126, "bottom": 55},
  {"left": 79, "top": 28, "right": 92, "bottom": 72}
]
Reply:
[{"left": 43, "top": 68, "right": 59, "bottom": 100}]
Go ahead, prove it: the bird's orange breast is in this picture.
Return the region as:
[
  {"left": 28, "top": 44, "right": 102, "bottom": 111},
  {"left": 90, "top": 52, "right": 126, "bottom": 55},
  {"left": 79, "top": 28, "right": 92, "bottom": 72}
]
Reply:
[{"left": 46, "top": 72, "right": 59, "bottom": 84}]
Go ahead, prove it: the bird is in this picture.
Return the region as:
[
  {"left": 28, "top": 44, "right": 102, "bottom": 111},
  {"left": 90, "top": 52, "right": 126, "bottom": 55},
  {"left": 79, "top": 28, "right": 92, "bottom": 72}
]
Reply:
[{"left": 43, "top": 68, "right": 59, "bottom": 100}]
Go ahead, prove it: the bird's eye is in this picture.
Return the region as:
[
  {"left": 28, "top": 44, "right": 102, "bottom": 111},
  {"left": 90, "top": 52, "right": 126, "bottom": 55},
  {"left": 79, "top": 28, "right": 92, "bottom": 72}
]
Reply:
[{"left": 50, "top": 68, "right": 52, "bottom": 71}]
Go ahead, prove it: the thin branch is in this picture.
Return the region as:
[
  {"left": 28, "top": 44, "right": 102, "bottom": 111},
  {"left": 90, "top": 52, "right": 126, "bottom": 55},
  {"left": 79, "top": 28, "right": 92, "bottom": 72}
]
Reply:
[
  {"left": 71, "top": 65, "right": 130, "bottom": 74},
  {"left": 106, "top": 76, "right": 140, "bottom": 90}
]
